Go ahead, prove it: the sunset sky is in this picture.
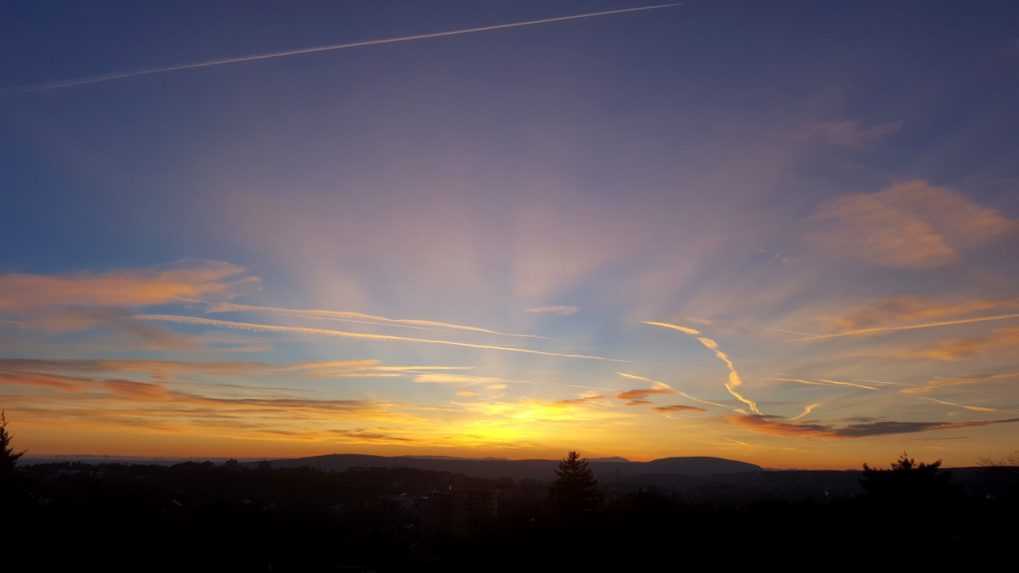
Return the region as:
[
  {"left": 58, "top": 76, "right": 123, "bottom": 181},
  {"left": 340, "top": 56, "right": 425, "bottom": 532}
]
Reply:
[{"left": 2, "top": 1, "right": 1018, "bottom": 468}]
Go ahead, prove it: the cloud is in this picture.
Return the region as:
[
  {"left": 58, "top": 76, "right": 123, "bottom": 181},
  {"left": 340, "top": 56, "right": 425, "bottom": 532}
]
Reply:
[
  {"left": 871, "top": 326, "right": 1019, "bottom": 361},
  {"left": 790, "top": 403, "right": 820, "bottom": 421},
  {"left": 0, "top": 357, "right": 472, "bottom": 383},
  {"left": 0, "top": 260, "right": 253, "bottom": 312},
  {"left": 823, "top": 296, "right": 1019, "bottom": 332},
  {"left": 210, "top": 302, "right": 540, "bottom": 338},
  {"left": 772, "top": 377, "right": 879, "bottom": 391},
  {"left": 807, "top": 180, "right": 1014, "bottom": 268},
  {"left": 802, "top": 120, "right": 902, "bottom": 146},
  {"left": 329, "top": 429, "right": 415, "bottom": 443},
  {"left": 642, "top": 321, "right": 761, "bottom": 414},
  {"left": 617, "top": 384, "right": 675, "bottom": 403},
  {"left": 0, "top": 370, "right": 89, "bottom": 392},
  {"left": 731, "top": 414, "right": 1019, "bottom": 438},
  {"left": 654, "top": 404, "right": 706, "bottom": 414},
  {"left": 413, "top": 373, "right": 511, "bottom": 385},
  {"left": 641, "top": 321, "right": 701, "bottom": 335},
  {"left": 137, "top": 314, "right": 619, "bottom": 361},
  {"left": 556, "top": 394, "right": 604, "bottom": 406},
  {"left": 797, "top": 314, "right": 1019, "bottom": 342},
  {"left": 526, "top": 305, "right": 579, "bottom": 316},
  {"left": 919, "top": 397, "right": 996, "bottom": 414},
  {"left": 616, "top": 372, "right": 732, "bottom": 410},
  {"left": 900, "top": 371, "right": 1019, "bottom": 396}
]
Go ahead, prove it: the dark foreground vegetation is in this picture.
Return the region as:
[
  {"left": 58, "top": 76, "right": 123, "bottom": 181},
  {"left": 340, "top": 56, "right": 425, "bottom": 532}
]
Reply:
[{"left": 3, "top": 421, "right": 1017, "bottom": 569}]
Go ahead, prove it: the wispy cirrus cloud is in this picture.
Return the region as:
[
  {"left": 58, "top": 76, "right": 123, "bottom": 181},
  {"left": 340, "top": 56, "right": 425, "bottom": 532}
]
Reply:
[
  {"left": 136, "top": 314, "right": 619, "bottom": 361},
  {"left": 807, "top": 180, "right": 1014, "bottom": 269}
]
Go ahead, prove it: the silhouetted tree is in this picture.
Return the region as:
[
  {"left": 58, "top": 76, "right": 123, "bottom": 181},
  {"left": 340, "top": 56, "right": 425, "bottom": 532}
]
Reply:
[
  {"left": 0, "top": 410, "right": 24, "bottom": 477},
  {"left": 551, "top": 451, "right": 601, "bottom": 517}
]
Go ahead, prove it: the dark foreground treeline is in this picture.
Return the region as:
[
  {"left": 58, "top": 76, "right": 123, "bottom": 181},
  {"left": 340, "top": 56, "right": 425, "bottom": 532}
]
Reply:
[{"left": 3, "top": 457, "right": 1018, "bottom": 570}]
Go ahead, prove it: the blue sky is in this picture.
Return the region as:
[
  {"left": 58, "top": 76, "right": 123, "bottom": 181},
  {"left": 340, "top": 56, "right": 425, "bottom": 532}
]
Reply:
[{"left": 2, "top": 1, "right": 1018, "bottom": 466}]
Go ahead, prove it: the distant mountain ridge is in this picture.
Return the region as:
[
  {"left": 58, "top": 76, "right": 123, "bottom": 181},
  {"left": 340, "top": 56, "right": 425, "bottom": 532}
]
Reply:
[{"left": 259, "top": 453, "right": 762, "bottom": 481}]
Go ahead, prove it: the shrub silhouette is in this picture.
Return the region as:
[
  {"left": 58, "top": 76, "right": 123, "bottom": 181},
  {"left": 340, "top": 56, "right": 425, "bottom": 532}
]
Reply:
[{"left": 860, "top": 452, "right": 952, "bottom": 504}]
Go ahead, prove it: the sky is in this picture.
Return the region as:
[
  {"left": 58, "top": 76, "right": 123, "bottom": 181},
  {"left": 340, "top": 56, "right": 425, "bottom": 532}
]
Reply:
[{"left": 2, "top": 0, "right": 1018, "bottom": 468}]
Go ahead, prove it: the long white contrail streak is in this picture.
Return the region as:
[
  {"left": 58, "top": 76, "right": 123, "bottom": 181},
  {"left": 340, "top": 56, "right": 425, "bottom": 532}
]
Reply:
[
  {"left": 135, "top": 314, "right": 622, "bottom": 362},
  {"left": 19, "top": 3, "right": 682, "bottom": 91},
  {"left": 795, "top": 313, "right": 1019, "bottom": 342}
]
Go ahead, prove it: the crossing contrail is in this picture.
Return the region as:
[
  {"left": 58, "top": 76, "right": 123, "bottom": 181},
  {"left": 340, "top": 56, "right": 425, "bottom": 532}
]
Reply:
[{"left": 19, "top": 3, "right": 682, "bottom": 91}]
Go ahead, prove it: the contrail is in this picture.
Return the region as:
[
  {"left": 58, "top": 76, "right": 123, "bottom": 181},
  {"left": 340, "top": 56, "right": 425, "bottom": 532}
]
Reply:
[
  {"left": 795, "top": 313, "right": 1019, "bottom": 342},
  {"left": 617, "top": 372, "right": 733, "bottom": 411},
  {"left": 135, "top": 314, "right": 622, "bottom": 362},
  {"left": 209, "top": 302, "right": 541, "bottom": 339},
  {"left": 640, "top": 321, "right": 762, "bottom": 415},
  {"left": 790, "top": 402, "right": 820, "bottom": 421},
  {"left": 773, "top": 377, "right": 879, "bottom": 391},
  {"left": 18, "top": 3, "right": 683, "bottom": 91}
]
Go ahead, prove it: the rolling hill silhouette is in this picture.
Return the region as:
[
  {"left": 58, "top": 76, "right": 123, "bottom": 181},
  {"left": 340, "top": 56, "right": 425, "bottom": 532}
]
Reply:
[{"left": 259, "top": 454, "right": 762, "bottom": 481}]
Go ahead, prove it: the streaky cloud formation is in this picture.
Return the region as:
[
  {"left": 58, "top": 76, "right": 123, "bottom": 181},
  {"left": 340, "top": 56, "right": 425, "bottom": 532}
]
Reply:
[
  {"left": 0, "top": 357, "right": 472, "bottom": 382},
  {"left": 773, "top": 377, "right": 879, "bottom": 391},
  {"left": 654, "top": 404, "right": 706, "bottom": 414},
  {"left": 790, "top": 403, "right": 821, "bottom": 421},
  {"left": 616, "top": 372, "right": 732, "bottom": 410},
  {"left": 136, "top": 314, "right": 620, "bottom": 361},
  {"left": 0, "top": 260, "right": 252, "bottom": 312},
  {"left": 642, "top": 321, "right": 761, "bottom": 414},
  {"left": 919, "top": 397, "right": 996, "bottom": 414},
  {"left": 731, "top": 414, "right": 1019, "bottom": 438},
  {"left": 796, "top": 313, "right": 1019, "bottom": 342},
  {"left": 16, "top": 3, "right": 683, "bottom": 91},
  {"left": 900, "top": 371, "right": 1019, "bottom": 395},
  {"left": 209, "top": 302, "right": 540, "bottom": 338}
]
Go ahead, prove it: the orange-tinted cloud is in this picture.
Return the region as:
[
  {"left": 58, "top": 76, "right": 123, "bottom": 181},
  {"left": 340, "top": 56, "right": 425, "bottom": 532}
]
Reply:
[
  {"left": 900, "top": 371, "right": 1019, "bottom": 396},
  {"left": 556, "top": 394, "right": 604, "bottom": 406},
  {"left": 878, "top": 327, "right": 1019, "bottom": 361},
  {"left": 0, "top": 260, "right": 252, "bottom": 312},
  {"left": 807, "top": 180, "right": 1014, "bottom": 268},
  {"left": 731, "top": 414, "right": 1019, "bottom": 438},
  {"left": 654, "top": 404, "right": 706, "bottom": 413},
  {"left": 615, "top": 383, "right": 672, "bottom": 401}
]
